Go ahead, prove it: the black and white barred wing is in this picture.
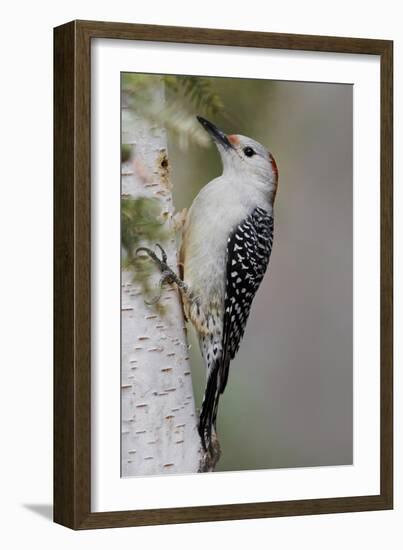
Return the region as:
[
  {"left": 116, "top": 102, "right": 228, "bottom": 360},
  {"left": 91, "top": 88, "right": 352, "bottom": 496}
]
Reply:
[{"left": 220, "top": 207, "right": 274, "bottom": 393}]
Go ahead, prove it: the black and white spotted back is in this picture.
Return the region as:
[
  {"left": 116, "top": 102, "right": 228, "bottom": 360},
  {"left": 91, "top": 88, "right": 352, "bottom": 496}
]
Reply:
[{"left": 220, "top": 207, "right": 274, "bottom": 392}]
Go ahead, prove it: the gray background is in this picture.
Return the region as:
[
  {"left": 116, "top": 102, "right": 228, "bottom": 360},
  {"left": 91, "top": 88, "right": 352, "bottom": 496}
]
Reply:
[{"left": 169, "top": 78, "right": 353, "bottom": 472}]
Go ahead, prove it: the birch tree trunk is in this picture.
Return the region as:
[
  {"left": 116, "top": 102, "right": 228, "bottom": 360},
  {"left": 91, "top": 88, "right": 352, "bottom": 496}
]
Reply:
[{"left": 121, "top": 80, "right": 202, "bottom": 476}]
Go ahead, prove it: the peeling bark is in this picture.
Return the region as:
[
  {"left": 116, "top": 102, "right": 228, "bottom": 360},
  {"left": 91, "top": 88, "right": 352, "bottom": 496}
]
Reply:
[{"left": 121, "top": 80, "right": 203, "bottom": 476}]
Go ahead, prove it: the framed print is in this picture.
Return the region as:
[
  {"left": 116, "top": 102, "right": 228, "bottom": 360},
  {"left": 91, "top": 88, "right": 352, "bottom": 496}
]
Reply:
[{"left": 54, "top": 20, "right": 393, "bottom": 529}]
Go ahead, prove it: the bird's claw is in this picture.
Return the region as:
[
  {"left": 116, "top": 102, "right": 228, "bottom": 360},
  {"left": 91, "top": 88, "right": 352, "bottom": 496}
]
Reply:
[
  {"left": 136, "top": 244, "right": 176, "bottom": 305},
  {"left": 136, "top": 244, "right": 167, "bottom": 270},
  {"left": 155, "top": 243, "right": 168, "bottom": 264},
  {"left": 144, "top": 292, "right": 162, "bottom": 306}
]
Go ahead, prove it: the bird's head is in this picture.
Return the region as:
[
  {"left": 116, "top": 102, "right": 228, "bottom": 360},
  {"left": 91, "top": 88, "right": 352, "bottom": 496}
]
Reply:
[{"left": 197, "top": 116, "right": 279, "bottom": 201}]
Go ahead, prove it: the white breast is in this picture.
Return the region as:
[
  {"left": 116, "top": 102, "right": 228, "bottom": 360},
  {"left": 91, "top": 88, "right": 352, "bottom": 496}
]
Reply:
[{"left": 181, "top": 176, "right": 271, "bottom": 309}]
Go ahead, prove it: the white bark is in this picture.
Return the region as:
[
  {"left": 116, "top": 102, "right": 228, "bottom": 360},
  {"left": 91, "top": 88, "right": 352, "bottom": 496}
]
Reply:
[{"left": 121, "top": 81, "right": 202, "bottom": 476}]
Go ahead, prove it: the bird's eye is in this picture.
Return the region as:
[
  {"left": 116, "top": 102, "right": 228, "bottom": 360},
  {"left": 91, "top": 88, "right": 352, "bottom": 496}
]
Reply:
[{"left": 243, "top": 146, "right": 255, "bottom": 157}]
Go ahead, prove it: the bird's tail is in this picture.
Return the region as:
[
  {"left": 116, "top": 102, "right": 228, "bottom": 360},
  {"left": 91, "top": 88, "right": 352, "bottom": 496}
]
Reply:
[
  {"left": 198, "top": 356, "right": 229, "bottom": 451},
  {"left": 198, "top": 364, "right": 219, "bottom": 451}
]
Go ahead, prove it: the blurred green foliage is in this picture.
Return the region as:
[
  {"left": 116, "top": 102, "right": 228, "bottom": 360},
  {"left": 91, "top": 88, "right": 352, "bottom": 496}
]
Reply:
[
  {"left": 122, "top": 73, "right": 226, "bottom": 150},
  {"left": 121, "top": 197, "right": 170, "bottom": 312},
  {"left": 163, "top": 75, "right": 224, "bottom": 116}
]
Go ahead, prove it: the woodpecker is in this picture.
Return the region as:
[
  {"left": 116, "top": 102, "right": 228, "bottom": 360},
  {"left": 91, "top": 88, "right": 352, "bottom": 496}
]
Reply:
[{"left": 138, "top": 116, "right": 278, "bottom": 458}]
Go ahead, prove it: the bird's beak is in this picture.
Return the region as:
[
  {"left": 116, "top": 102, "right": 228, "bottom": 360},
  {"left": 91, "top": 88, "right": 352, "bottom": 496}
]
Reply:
[{"left": 197, "top": 116, "right": 233, "bottom": 149}]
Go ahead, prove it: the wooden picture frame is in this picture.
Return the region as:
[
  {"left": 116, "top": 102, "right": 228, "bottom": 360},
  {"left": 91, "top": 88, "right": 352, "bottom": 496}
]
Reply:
[{"left": 54, "top": 19, "right": 393, "bottom": 529}]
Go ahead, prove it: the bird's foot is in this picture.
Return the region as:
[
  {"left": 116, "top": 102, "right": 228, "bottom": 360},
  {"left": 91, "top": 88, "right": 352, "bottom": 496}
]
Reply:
[{"left": 136, "top": 244, "right": 188, "bottom": 305}]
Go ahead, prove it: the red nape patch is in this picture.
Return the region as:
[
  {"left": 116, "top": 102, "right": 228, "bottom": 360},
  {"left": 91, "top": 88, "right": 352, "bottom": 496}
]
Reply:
[
  {"left": 269, "top": 153, "right": 279, "bottom": 181},
  {"left": 228, "top": 134, "right": 240, "bottom": 146}
]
